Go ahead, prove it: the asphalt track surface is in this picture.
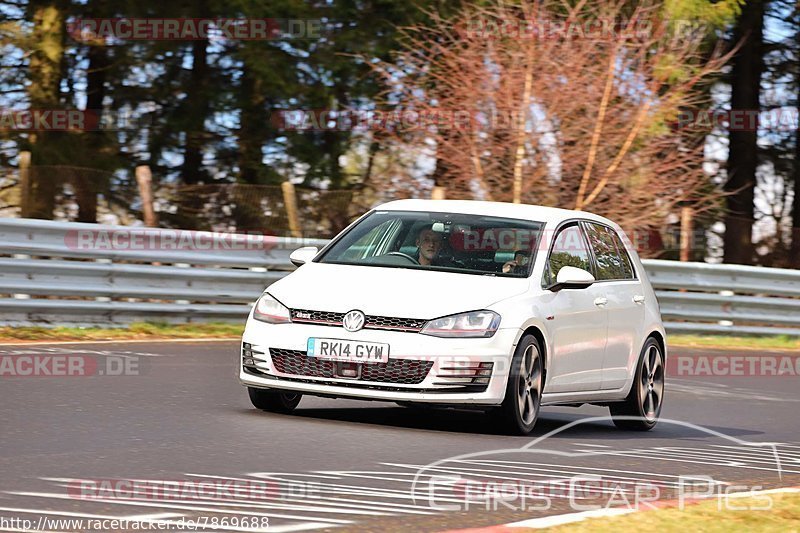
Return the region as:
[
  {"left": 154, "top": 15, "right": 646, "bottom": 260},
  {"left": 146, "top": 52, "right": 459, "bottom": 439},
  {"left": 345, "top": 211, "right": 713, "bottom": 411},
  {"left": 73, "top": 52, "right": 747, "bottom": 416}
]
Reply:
[{"left": 1, "top": 340, "right": 799, "bottom": 532}]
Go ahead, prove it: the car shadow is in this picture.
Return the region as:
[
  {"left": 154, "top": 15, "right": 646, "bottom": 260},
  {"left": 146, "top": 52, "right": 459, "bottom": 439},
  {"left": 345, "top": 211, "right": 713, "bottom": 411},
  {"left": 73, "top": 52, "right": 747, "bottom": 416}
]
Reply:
[{"left": 255, "top": 404, "right": 766, "bottom": 440}]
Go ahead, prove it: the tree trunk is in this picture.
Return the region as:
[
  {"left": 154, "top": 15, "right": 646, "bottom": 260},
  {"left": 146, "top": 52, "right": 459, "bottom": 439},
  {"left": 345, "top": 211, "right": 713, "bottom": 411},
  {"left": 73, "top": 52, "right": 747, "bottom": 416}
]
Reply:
[
  {"left": 24, "top": 0, "right": 67, "bottom": 219},
  {"left": 75, "top": 25, "right": 109, "bottom": 223},
  {"left": 237, "top": 65, "right": 269, "bottom": 185},
  {"left": 171, "top": 37, "right": 210, "bottom": 229},
  {"left": 790, "top": 22, "right": 800, "bottom": 269},
  {"left": 431, "top": 129, "right": 452, "bottom": 190},
  {"left": 234, "top": 62, "right": 273, "bottom": 231},
  {"left": 181, "top": 38, "right": 209, "bottom": 186},
  {"left": 723, "top": 0, "right": 764, "bottom": 265}
]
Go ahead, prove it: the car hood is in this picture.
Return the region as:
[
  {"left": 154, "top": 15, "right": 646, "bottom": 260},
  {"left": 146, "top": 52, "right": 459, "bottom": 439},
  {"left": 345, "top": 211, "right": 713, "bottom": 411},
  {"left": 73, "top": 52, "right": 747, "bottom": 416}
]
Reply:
[{"left": 266, "top": 262, "right": 530, "bottom": 319}]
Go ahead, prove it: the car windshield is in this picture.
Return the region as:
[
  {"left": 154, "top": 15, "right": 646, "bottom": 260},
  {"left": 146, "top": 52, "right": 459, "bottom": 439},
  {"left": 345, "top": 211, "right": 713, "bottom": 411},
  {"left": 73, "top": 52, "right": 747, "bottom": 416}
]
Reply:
[{"left": 317, "top": 210, "right": 544, "bottom": 277}]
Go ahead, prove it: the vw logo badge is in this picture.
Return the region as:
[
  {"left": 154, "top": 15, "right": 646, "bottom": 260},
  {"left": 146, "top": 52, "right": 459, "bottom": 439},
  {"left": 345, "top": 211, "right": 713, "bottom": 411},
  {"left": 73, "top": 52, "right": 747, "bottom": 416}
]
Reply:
[{"left": 342, "top": 310, "right": 365, "bottom": 332}]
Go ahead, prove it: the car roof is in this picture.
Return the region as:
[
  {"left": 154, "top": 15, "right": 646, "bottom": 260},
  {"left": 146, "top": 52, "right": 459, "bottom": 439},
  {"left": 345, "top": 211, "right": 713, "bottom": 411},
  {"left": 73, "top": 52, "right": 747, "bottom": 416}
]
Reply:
[{"left": 374, "top": 199, "right": 617, "bottom": 227}]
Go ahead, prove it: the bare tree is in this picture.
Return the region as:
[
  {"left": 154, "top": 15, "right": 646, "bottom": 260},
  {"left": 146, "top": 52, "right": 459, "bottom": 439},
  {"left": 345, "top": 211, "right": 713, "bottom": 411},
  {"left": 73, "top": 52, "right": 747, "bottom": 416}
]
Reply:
[{"left": 368, "top": 0, "right": 730, "bottom": 252}]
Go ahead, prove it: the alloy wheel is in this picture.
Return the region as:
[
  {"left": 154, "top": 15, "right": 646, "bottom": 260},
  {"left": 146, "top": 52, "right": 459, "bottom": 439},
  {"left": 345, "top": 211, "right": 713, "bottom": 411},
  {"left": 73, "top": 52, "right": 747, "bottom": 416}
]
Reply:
[
  {"left": 640, "top": 344, "right": 664, "bottom": 422},
  {"left": 517, "top": 343, "right": 542, "bottom": 426}
]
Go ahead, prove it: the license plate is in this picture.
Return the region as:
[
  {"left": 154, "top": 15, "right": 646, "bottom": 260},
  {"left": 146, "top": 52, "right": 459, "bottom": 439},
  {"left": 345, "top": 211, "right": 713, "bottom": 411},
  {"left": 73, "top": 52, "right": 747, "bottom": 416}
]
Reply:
[{"left": 307, "top": 338, "right": 389, "bottom": 364}]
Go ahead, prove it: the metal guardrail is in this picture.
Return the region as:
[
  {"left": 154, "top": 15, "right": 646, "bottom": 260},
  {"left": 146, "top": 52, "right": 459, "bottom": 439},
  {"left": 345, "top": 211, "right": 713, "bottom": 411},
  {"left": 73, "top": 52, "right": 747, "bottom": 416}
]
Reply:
[
  {"left": 0, "top": 218, "right": 798, "bottom": 336},
  {"left": 0, "top": 218, "right": 326, "bottom": 325},
  {"left": 646, "top": 259, "right": 800, "bottom": 336}
]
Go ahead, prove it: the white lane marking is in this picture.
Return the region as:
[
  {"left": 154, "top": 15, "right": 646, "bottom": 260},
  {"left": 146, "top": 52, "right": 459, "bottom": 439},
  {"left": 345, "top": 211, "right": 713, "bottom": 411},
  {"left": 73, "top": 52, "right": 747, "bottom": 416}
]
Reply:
[
  {"left": 246, "top": 475, "right": 467, "bottom": 504},
  {"left": 653, "top": 449, "right": 799, "bottom": 468},
  {"left": 10, "top": 445, "right": 799, "bottom": 531},
  {"left": 707, "top": 444, "right": 800, "bottom": 460},
  {"left": 507, "top": 507, "right": 636, "bottom": 528},
  {"left": 0, "top": 507, "right": 181, "bottom": 520},
  {"left": 379, "top": 463, "right": 688, "bottom": 496},
  {"left": 183, "top": 474, "right": 436, "bottom": 514},
  {"left": 725, "top": 487, "right": 800, "bottom": 497},
  {"left": 0, "top": 346, "right": 168, "bottom": 357},
  {"left": 383, "top": 460, "right": 718, "bottom": 485},
  {"left": 641, "top": 448, "right": 782, "bottom": 468},
  {"left": 571, "top": 443, "right": 610, "bottom": 448},
  {"left": 549, "top": 449, "right": 794, "bottom": 474},
  {"left": 0, "top": 338, "right": 236, "bottom": 347},
  {"left": 44, "top": 477, "right": 418, "bottom": 517},
  {"left": 668, "top": 383, "right": 800, "bottom": 402},
  {"left": 4, "top": 492, "right": 353, "bottom": 527},
  {"left": 576, "top": 446, "right": 776, "bottom": 466}
]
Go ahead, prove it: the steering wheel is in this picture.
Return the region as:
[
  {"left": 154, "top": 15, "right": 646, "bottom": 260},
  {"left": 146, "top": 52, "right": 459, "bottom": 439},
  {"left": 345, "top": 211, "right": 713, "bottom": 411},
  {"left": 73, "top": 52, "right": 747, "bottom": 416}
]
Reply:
[{"left": 385, "top": 251, "right": 420, "bottom": 265}]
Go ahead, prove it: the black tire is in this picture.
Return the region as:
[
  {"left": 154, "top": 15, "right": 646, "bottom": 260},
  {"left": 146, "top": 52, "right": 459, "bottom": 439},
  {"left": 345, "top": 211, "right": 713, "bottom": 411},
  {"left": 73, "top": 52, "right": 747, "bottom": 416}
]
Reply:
[
  {"left": 248, "top": 387, "right": 302, "bottom": 414},
  {"left": 609, "top": 337, "right": 664, "bottom": 430},
  {"left": 495, "top": 334, "right": 543, "bottom": 435}
]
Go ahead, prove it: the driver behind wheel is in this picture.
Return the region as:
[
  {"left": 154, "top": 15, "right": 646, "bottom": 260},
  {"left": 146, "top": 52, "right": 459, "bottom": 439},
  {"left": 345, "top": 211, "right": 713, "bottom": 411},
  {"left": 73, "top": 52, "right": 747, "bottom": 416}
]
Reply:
[{"left": 416, "top": 226, "right": 444, "bottom": 266}]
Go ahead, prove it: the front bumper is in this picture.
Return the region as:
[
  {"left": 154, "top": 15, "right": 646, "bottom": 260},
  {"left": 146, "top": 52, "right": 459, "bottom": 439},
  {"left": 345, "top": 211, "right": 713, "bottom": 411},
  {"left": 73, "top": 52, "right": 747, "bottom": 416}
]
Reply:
[{"left": 239, "top": 318, "right": 519, "bottom": 405}]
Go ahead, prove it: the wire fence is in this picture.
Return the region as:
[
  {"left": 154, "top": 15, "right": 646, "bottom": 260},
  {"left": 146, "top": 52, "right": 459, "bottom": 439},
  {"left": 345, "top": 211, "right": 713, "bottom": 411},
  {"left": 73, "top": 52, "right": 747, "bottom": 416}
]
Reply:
[
  {"left": 1, "top": 164, "right": 798, "bottom": 262},
  {"left": 0, "top": 165, "right": 390, "bottom": 238}
]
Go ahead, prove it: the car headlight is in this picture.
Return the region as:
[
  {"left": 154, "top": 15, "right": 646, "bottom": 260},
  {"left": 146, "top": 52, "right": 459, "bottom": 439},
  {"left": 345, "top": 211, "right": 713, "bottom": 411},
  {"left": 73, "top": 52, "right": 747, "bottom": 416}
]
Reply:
[
  {"left": 253, "top": 293, "right": 291, "bottom": 324},
  {"left": 421, "top": 310, "right": 501, "bottom": 338}
]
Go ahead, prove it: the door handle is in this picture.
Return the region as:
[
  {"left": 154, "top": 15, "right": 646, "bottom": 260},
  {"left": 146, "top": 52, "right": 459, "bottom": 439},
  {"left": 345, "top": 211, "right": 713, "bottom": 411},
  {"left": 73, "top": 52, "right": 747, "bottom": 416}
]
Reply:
[
  {"left": 633, "top": 295, "right": 645, "bottom": 304},
  {"left": 593, "top": 297, "right": 608, "bottom": 306}
]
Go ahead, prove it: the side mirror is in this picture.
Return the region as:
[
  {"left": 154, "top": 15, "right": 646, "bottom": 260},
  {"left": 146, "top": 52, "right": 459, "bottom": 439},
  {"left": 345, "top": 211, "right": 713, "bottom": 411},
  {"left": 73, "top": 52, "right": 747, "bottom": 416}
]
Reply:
[
  {"left": 289, "top": 246, "right": 319, "bottom": 267},
  {"left": 548, "top": 266, "right": 595, "bottom": 292}
]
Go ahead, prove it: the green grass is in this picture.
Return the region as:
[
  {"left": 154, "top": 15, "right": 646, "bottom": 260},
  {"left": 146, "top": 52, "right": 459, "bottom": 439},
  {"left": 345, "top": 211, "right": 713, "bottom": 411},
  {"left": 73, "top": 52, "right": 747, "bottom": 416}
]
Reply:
[
  {"left": 540, "top": 491, "right": 800, "bottom": 532},
  {"left": 0, "top": 322, "right": 244, "bottom": 342},
  {"left": 669, "top": 334, "right": 800, "bottom": 352},
  {"left": 0, "top": 323, "right": 797, "bottom": 350}
]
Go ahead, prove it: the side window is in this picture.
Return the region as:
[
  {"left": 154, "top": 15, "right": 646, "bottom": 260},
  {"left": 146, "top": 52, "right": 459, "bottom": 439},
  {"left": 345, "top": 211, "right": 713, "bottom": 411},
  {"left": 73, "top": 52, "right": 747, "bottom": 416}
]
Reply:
[
  {"left": 584, "top": 223, "right": 635, "bottom": 281},
  {"left": 543, "top": 224, "right": 592, "bottom": 286},
  {"left": 610, "top": 229, "right": 636, "bottom": 279},
  {"left": 342, "top": 218, "right": 401, "bottom": 260}
]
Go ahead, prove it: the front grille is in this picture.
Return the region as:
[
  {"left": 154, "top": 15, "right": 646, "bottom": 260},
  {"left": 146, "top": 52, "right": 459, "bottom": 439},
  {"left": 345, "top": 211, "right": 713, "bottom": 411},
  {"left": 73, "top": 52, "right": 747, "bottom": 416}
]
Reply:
[
  {"left": 290, "top": 309, "right": 426, "bottom": 332},
  {"left": 290, "top": 309, "right": 345, "bottom": 325},
  {"left": 270, "top": 348, "right": 336, "bottom": 378},
  {"left": 365, "top": 315, "right": 427, "bottom": 331},
  {"left": 361, "top": 359, "right": 433, "bottom": 383},
  {"left": 270, "top": 348, "right": 433, "bottom": 384}
]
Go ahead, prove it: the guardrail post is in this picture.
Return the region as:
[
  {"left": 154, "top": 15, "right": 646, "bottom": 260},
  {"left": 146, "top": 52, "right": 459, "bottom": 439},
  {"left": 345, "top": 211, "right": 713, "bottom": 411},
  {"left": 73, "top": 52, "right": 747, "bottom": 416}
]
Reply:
[
  {"left": 282, "top": 181, "right": 302, "bottom": 238},
  {"left": 680, "top": 206, "right": 693, "bottom": 262},
  {"left": 431, "top": 186, "right": 446, "bottom": 200},
  {"left": 19, "top": 151, "right": 31, "bottom": 217},
  {"left": 135, "top": 165, "right": 158, "bottom": 227}
]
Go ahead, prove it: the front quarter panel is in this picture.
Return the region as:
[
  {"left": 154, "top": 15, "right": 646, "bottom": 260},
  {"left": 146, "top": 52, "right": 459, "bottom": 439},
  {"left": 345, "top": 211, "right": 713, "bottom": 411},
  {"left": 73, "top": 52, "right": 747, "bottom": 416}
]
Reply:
[{"left": 489, "top": 285, "right": 553, "bottom": 390}]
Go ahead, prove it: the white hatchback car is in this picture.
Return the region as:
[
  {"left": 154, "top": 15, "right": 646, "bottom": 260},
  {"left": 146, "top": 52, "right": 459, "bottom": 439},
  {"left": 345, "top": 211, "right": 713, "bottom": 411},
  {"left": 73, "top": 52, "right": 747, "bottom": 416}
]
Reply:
[{"left": 240, "top": 200, "right": 666, "bottom": 434}]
